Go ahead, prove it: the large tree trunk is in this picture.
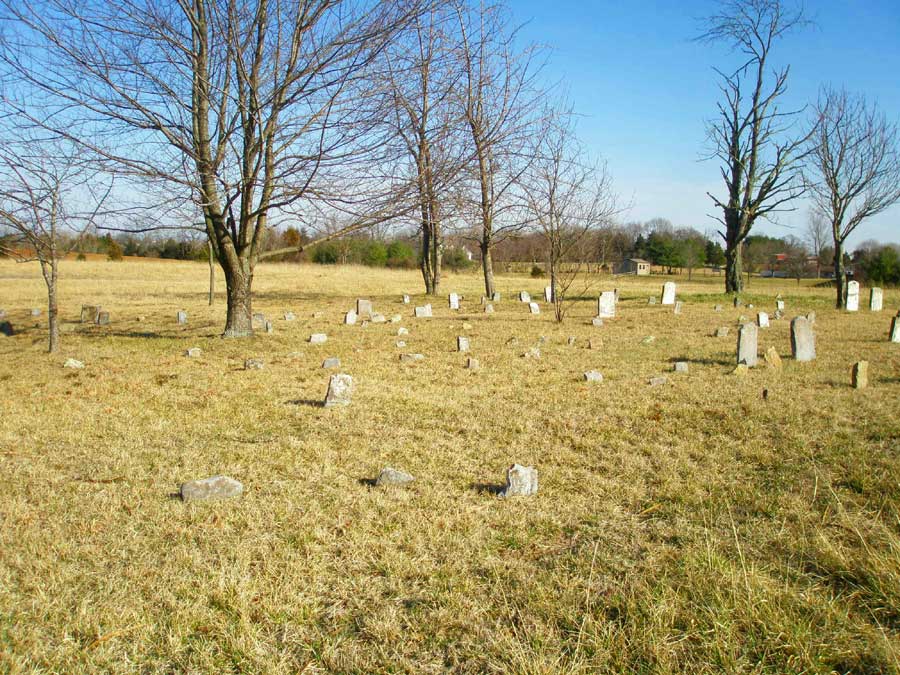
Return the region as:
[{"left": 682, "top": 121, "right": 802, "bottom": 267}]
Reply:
[
  {"left": 833, "top": 240, "right": 845, "bottom": 309},
  {"left": 222, "top": 262, "right": 254, "bottom": 338},
  {"left": 481, "top": 241, "right": 495, "bottom": 298},
  {"left": 420, "top": 221, "right": 435, "bottom": 295},
  {"left": 46, "top": 257, "right": 59, "bottom": 354},
  {"left": 725, "top": 243, "right": 743, "bottom": 293},
  {"left": 208, "top": 240, "right": 215, "bottom": 306}
]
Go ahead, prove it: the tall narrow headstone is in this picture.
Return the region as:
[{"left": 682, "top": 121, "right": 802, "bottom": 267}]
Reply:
[
  {"left": 597, "top": 291, "right": 616, "bottom": 318},
  {"left": 176, "top": 310, "right": 187, "bottom": 325},
  {"left": 449, "top": 293, "right": 460, "bottom": 310},
  {"left": 544, "top": 286, "right": 552, "bottom": 303},
  {"left": 852, "top": 361, "right": 868, "bottom": 389},
  {"left": 757, "top": 312, "right": 769, "bottom": 328},
  {"left": 661, "top": 282, "right": 676, "bottom": 305},
  {"left": 791, "top": 316, "right": 816, "bottom": 361},
  {"left": 889, "top": 314, "right": 900, "bottom": 343},
  {"left": 457, "top": 336, "right": 470, "bottom": 352},
  {"left": 845, "top": 281, "right": 860, "bottom": 312},
  {"left": 870, "top": 287, "right": 883, "bottom": 312},
  {"left": 344, "top": 310, "right": 357, "bottom": 325},
  {"left": 402, "top": 294, "right": 410, "bottom": 304},
  {"left": 737, "top": 322, "right": 758, "bottom": 367}
]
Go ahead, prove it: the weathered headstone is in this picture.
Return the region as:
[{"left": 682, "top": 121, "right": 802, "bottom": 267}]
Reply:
[
  {"left": 529, "top": 302, "right": 540, "bottom": 315},
  {"left": 714, "top": 304, "right": 723, "bottom": 312},
  {"left": 180, "top": 475, "right": 243, "bottom": 502},
  {"left": 492, "top": 292, "right": 501, "bottom": 302},
  {"left": 764, "top": 346, "right": 782, "bottom": 370},
  {"left": 309, "top": 333, "right": 327, "bottom": 344},
  {"left": 852, "top": 361, "right": 868, "bottom": 389},
  {"left": 597, "top": 291, "right": 616, "bottom": 318},
  {"left": 344, "top": 310, "right": 358, "bottom": 325},
  {"left": 544, "top": 286, "right": 552, "bottom": 303},
  {"left": 402, "top": 294, "right": 410, "bottom": 304},
  {"left": 584, "top": 370, "right": 603, "bottom": 382},
  {"left": 845, "top": 280, "right": 860, "bottom": 312},
  {"left": 648, "top": 296, "right": 657, "bottom": 305},
  {"left": 591, "top": 317, "right": 604, "bottom": 327},
  {"left": 449, "top": 293, "right": 460, "bottom": 310},
  {"left": 63, "top": 358, "right": 84, "bottom": 369},
  {"left": 673, "top": 301, "right": 683, "bottom": 315},
  {"left": 324, "top": 373, "right": 354, "bottom": 407},
  {"left": 737, "top": 322, "right": 759, "bottom": 367},
  {"left": 661, "top": 282, "right": 676, "bottom": 305},
  {"left": 30, "top": 308, "right": 41, "bottom": 317},
  {"left": 500, "top": 464, "right": 538, "bottom": 497},
  {"left": 567, "top": 336, "right": 576, "bottom": 346},
  {"left": 322, "top": 357, "right": 340, "bottom": 369},
  {"left": 252, "top": 312, "right": 267, "bottom": 329},
  {"left": 414, "top": 304, "right": 433, "bottom": 318},
  {"left": 80, "top": 305, "right": 101, "bottom": 323},
  {"left": 776, "top": 299, "right": 785, "bottom": 311},
  {"left": 519, "top": 291, "right": 531, "bottom": 303},
  {"left": 715, "top": 327, "right": 730, "bottom": 338},
  {"left": 791, "top": 316, "right": 816, "bottom": 362},
  {"left": 244, "top": 358, "right": 264, "bottom": 370},
  {"left": 466, "top": 357, "right": 480, "bottom": 370},
  {"left": 757, "top": 312, "right": 769, "bottom": 328},
  {"left": 397, "top": 326, "right": 409, "bottom": 336},
  {"left": 176, "top": 310, "right": 188, "bottom": 325},
  {"left": 399, "top": 353, "right": 424, "bottom": 363},
  {"left": 773, "top": 309, "right": 784, "bottom": 320},
  {"left": 889, "top": 315, "right": 900, "bottom": 343},
  {"left": 376, "top": 467, "right": 414, "bottom": 487},
  {"left": 522, "top": 346, "right": 541, "bottom": 359},
  {"left": 870, "top": 287, "right": 883, "bottom": 312},
  {"left": 356, "top": 299, "right": 373, "bottom": 318},
  {"left": 371, "top": 314, "right": 386, "bottom": 323},
  {"left": 674, "top": 362, "right": 688, "bottom": 373},
  {"left": 96, "top": 311, "right": 110, "bottom": 326},
  {"left": 185, "top": 347, "right": 202, "bottom": 358},
  {"left": 390, "top": 314, "right": 402, "bottom": 323},
  {"left": 457, "top": 336, "right": 470, "bottom": 352},
  {"left": 484, "top": 304, "right": 494, "bottom": 314},
  {"left": 283, "top": 312, "right": 296, "bottom": 321},
  {"left": 649, "top": 376, "right": 668, "bottom": 387},
  {"left": 264, "top": 320, "right": 274, "bottom": 334}
]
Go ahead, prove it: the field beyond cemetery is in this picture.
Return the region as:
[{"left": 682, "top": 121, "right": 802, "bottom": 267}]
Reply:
[{"left": 1, "top": 259, "right": 899, "bottom": 674}]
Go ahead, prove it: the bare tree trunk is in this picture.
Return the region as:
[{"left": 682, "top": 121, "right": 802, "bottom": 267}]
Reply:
[
  {"left": 420, "top": 221, "right": 435, "bottom": 295},
  {"left": 725, "top": 244, "right": 743, "bottom": 293},
  {"left": 222, "top": 264, "right": 253, "bottom": 338},
  {"left": 46, "top": 257, "right": 59, "bottom": 353},
  {"left": 834, "top": 241, "right": 845, "bottom": 309},
  {"left": 481, "top": 241, "right": 495, "bottom": 298},
  {"left": 208, "top": 240, "right": 215, "bottom": 306}
]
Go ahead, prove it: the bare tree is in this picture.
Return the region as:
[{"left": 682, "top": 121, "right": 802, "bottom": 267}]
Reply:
[
  {"left": 805, "top": 207, "right": 829, "bottom": 278},
  {"left": 453, "top": 0, "right": 544, "bottom": 298},
  {"left": 0, "top": 138, "right": 111, "bottom": 352},
  {"left": 699, "top": 0, "right": 810, "bottom": 295},
  {"left": 524, "top": 109, "right": 617, "bottom": 322},
  {"left": 0, "top": 0, "right": 425, "bottom": 336},
  {"left": 805, "top": 87, "right": 900, "bottom": 308}
]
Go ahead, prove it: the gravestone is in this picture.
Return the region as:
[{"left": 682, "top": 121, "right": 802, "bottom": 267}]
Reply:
[
  {"left": 64, "top": 358, "right": 84, "bottom": 369},
  {"left": 567, "top": 336, "right": 576, "bottom": 346},
  {"left": 791, "top": 316, "right": 816, "bottom": 361},
  {"left": 529, "top": 302, "right": 540, "bottom": 315},
  {"left": 81, "top": 305, "right": 101, "bottom": 323},
  {"left": 399, "top": 353, "right": 424, "bottom": 363},
  {"left": 185, "top": 347, "right": 202, "bottom": 358},
  {"left": 0, "top": 321, "right": 13, "bottom": 337},
  {"left": 544, "top": 286, "right": 552, "bottom": 303},
  {"left": 484, "top": 304, "right": 494, "bottom": 314},
  {"left": 522, "top": 346, "right": 541, "bottom": 359},
  {"left": 324, "top": 374, "right": 354, "bottom": 407},
  {"left": 733, "top": 297, "right": 743, "bottom": 308},
  {"left": 244, "top": 358, "right": 264, "bottom": 370},
  {"left": 870, "top": 288, "right": 883, "bottom": 312},
  {"left": 414, "top": 304, "right": 432, "bottom": 318},
  {"left": 500, "top": 464, "right": 538, "bottom": 497},
  {"left": 466, "top": 357, "right": 480, "bottom": 370},
  {"left": 30, "top": 308, "right": 41, "bottom": 317},
  {"left": 597, "top": 291, "right": 616, "bottom": 318},
  {"left": 344, "top": 310, "right": 358, "bottom": 325},
  {"left": 591, "top": 317, "right": 604, "bottom": 327},
  {"left": 845, "top": 280, "right": 860, "bottom": 312},
  {"left": 390, "top": 314, "right": 402, "bottom": 323},
  {"left": 252, "top": 312, "right": 267, "bottom": 329},
  {"left": 648, "top": 297, "right": 657, "bottom": 305},
  {"left": 649, "top": 376, "right": 668, "bottom": 387},
  {"left": 614, "top": 288, "right": 620, "bottom": 303},
  {"left": 356, "top": 299, "right": 373, "bottom": 318},
  {"left": 449, "top": 293, "right": 460, "bottom": 310},
  {"left": 674, "top": 301, "right": 683, "bottom": 315},
  {"left": 588, "top": 339, "right": 600, "bottom": 350},
  {"left": 774, "top": 309, "right": 784, "bottom": 320},
  {"left": 714, "top": 304, "right": 723, "bottom": 312},
  {"left": 371, "top": 314, "right": 386, "bottom": 323},
  {"left": 322, "top": 357, "right": 340, "bottom": 369},
  {"left": 264, "top": 321, "right": 274, "bottom": 334},
  {"left": 852, "top": 361, "right": 868, "bottom": 389},
  {"left": 176, "top": 310, "right": 188, "bottom": 325},
  {"left": 397, "top": 327, "right": 409, "bottom": 336},
  {"left": 661, "top": 282, "right": 676, "bottom": 305},
  {"left": 584, "top": 370, "right": 603, "bottom": 382},
  {"left": 96, "top": 311, "right": 110, "bottom": 326},
  {"left": 715, "top": 327, "right": 730, "bottom": 338},
  {"left": 396, "top": 340, "right": 406, "bottom": 348},
  {"left": 376, "top": 468, "right": 414, "bottom": 487},
  {"left": 492, "top": 292, "right": 501, "bottom": 302},
  {"left": 309, "top": 333, "right": 327, "bottom": 344},
  {"left": 737, "top": 322, "right": 759, "bottom": 367},
  {"left": 457, "top": 336, "right": 470, "bottom": 352},
  {"left": 776, "top": 299, "right": 785, "bottom": 311},
  {"left": 283, "top": 312, "right": 296, "bottom": 321},
  {"left": 757, "top": 312, "right": 769, "bottom": 328},
  {"left": 641, "top": 336, "right": 655, "bottom": 344},
  {"left": 889, "top": 315, "right": 900, "bottom": 343},
  {"left": 764, "top": 346, "right": 782, "bottom": 370},
  {"left": 519, "top": 291, "right": 531, "bottom": 303},
  {"left": 674, "top": 362, "right": 688, "bottom": 373},
  {"left": 180, "top": 475, "right": 243, "bottom": 502},
  {"left": 0, "top": 309, "right": 5, "bottom": 319},
  {"left": 402, "top": 294, "right": 410, "bottom": 304}
]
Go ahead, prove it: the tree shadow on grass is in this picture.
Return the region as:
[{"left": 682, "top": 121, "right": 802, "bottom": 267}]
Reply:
[
  {"left": 470, "top": 482, "right": 503, "bottom": 496},
  {"left": 357, "top": 477, "right": 378, "bottom": 487},
  {"left": 285, "top": 398, "right": 324, "bottom": 408},
  {"left": 668, "top": 355, "right": 733, "bottom": 367}
]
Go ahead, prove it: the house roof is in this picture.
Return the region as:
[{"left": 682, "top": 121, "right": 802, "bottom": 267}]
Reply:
[{"left": 627, "top": 258, "right": 651, "bottom": 264}]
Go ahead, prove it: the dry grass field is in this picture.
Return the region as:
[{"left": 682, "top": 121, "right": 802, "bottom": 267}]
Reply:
[{"left": 1, "top": 258, "right": 899, "bottom": 674}]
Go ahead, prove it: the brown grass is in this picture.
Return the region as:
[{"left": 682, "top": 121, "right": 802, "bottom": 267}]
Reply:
[{"left": 1, "top": 259, "right": 899, "bottom": 674}]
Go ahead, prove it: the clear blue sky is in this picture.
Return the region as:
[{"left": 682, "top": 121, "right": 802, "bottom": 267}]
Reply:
[{"left": 513, "top": 0, "right": 900, "bottom": 248}]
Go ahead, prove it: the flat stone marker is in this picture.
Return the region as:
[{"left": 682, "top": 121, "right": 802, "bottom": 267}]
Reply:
[
  {"left": 870, "top": 288, "right": 883, "bottom": 312},
  {"left": 522, "top": 346, "right": 540, "bottom": 359},
  {"left": 371, "top": 314, "right": 386, "bottom": 323},
  {"left": 30, "top": 308, "right": 41, "bottom": 317},
  {"left": 715, "top": 327, "right": 730, "bottom": 338},
  {"left": 390, "top": 314, "right": 402, "bottom": 323},
  {"left": 399, "top": 353, "right": 424, "bottom": 363},
  {"left": 597, "top": 291, "right": 616, "bottom": 318},
  {"left": 449, "top": 293, "right": 460, "bottom": 310},
  {"left": 484, "top": 304, "right": 494, "bottom": 314},
  {"left": 244, "top": 358, "right": 264, "bottom": 370},
  {"left": 397, "top": 326, "right": 408, "bottom": 335},
  {"left": 64, "top": 358, "right": 84, "bottom": 369},
  {"left": 641, "top": 336, "right": 655, "bottom": 344},
  {"left": 324, "top": 373, "right": 354, "bottom": 407},
  {"left": 648, "top": 297, "right": 657, "bottom": 305},
  {"left": 519, "top": 291, "right": 530, "bottom": 303},
  {"left": 673, "top": 301, "right": 683, "bottom": 315},
  {"left": 402, "top": 294, "right": 410, "bottom": 304},
  {"left": 764, "top": 346, "right": 782, "bottom": 370},
  {"left": 845, "top": 280, "right": 860, "bottom": 312},
  {"left": 81, "top": 305, "right": 101, "bottom": 323},
  {"left": 891, "top": 315, "right": 900, "bottom": 343},
  {"left": 674, "top": 362, "right": 688, "bottom": 373},
  {"left": 661, "top": 282, "right": 676, "bottom": 305},
  {"left": 757, "top": 312, "right": 769, "bottom": 328},
  {"left": 376, "top": 467, "right": 414, "bottom": 487},
  {"left": 528, "top": 302, "right": 540, "bottom": 315},
  {"left": 737, "top": 323, "right": 759, "bottom": 367},
  {"left": 180, "top": 475, "right": 243, "bottom": 502},
  {"left": 852, "top": 361, "right": 868, "bottom": 389},
  {"left": 414, "top": 304, "right": 432, "bottom": 318},
  {"left": 791, "top": 316, "right": 816, "bottom": 362},
  {"left": 309, "top": 333, "right": 327, "bottom": 344},
  {"left": 457, "top": 336, "right": 470, "bottom": 352},
  {"left": 649, "top": 376, "right": 668, "bottom": 387},
  {"left": 283, "top": 312, "right": 296, "bottom": 321},
  {"left": 492, "top": 293, "right": 501, "bottom": 302},
  {"left": 544, "top": 286, "right": 552, "bottom": 303},
  {"left": 356, "top": 299, "right": 373, "bottom": 318},
  {"left": 0, "top": 321, "right": 13, "bottom": 337},
  {"left": 176, "top": 310, "right": 188, "bottom": 324},
  {"left": 588, "top": 339, "right": 600, "bottom": 350},
  {"left": 96, "top": 311, "right": 110, "bottom": 325},
  {"left": 322, "top": 357, "right": 340, "bottom": 369},
  {"left": 396, "top": 340, "right": 406, "bottom": 348},
  {"left": 584, "top": 370, "right": 603, "bottom": 382},
  {"left": 500, "top": 464, "right": 538, "bottom": 497},
  {"left": 345, "top": 310, "right": 358, "bottom": 325},
  {"left": 466, "top": 357, "right": 480, "bottom": 370},
  {"left": 591, "top": 317, "right": 604, "bottom": 327},
  {"left": 185, "top": 347, "right": 202, "bottom": 358}
]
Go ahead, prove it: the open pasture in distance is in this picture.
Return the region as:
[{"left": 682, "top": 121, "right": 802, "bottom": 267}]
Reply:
[{"left": 1, "top": 259, "right": 899, "bottom": 674}]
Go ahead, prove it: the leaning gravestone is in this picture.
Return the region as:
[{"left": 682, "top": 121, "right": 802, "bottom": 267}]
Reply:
[
  {"left": 176, "top": 310, "right": 188, "bottom": 325},
  {"left": 457, "top": 336, "right": 470, "bottom": 352},
  {"left": 544, "top": 286, "right": 552, "bottom": 303},
  {"left": 597, "top": 291, "right": 616, "bottom": 319},
  {"left": 757, "top": 312, "right": 769, "bottom": 328},
  {"left": 519, "top": 291, "right": 531, "bottom": 303},
  {"left": 584, "top": 370, "right": 603, "bottom": 382},
  {"left": 185, "top": 347, "right": 202, "bottom": 358},
  {"left": 449, "top": 293, "right": 460, "bottom": 310},
  {"left": 529, "top": 302, "right": 540, "bottom": 315},
  {"left": 737, "top": 322, "right": 759, "bottom": 367},
  {"left": 889, "top": 314, "right": 900, "bottom": 343},
  {"left": 344, "top": 310, "right": 358, "bottom": 325},
  {"left": 324, "top": 374, "right": 353, "bottom": 407},
  {"left": 870, "top": 288, "right": 883, "bottom": 312},
  {"left": 661, "top": 282, "right": 676, "bottom": 305},
  {"left": 764, "top": 346, "right": 782, "bottom": 370},
  {"left": 81, "top": 305, "right": 101, "bottom": 323},
  {"left": 852, "top": 361, "right": 869, "bottom": 389},
  {"left": 673, "top": 301, "right": 683, "bottom": 315},
  {"left": 322, "top": 357, "right": 340, "bottom": 369},
  {"left": 96, "top": 311, "right": 110, "bottom": 326},
  {"left": 180, "top": 475, "right": 243, "bottom": 502},
  {"left": 845, "top": 280, "right": 860, "bottom": 312},
  {"left": 414, "top": 304, "right": 432, "bottom": 318},
  {"left": 500, "top": 464, "right": 538, "bottom": 497},
  {"left": 791, "top": 316, "right": 816, "bottom": 362}
]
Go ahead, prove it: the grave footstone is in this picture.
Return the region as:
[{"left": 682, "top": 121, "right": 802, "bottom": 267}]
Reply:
[
  {"left": 791, "top": 316, "right": 816, "bottom": 362},
  {"left": 737, "top": 322, "right": 759, "bottom": 367},
  {"left": 492, "top": 292, "right": 501, "bottom": 302},
  {"left": 322, "top": 357, "right": 340, "bottom": 369},
  {"left": 96, "top": 311, "right": 110, "bottom": 326},
  {"left": 567, "top": 336, "right": 576, "bottom": 346},
  {"left": 648, "top": 297, "right": 657, "bottom": 305},
  {"left": 345, "top": 310, "right": 358, "bottom": 325},
  {"left": 466, "top": 357, "right": 480, "bottom": 370},
  {"left": 852, "top": 361, "right": 868, "bottom": 389},
  {"left": 396, "top": 340, "right": 406, "bottom": 348},
  {"left": 63, "top": 358, "right": 84, "bottom": 369},
  {"left": 371, "top": 314, "right": 386, "bottom": 323},
  {"left": 309, "top": 333, "right": 327, "bottom": 344},
  {"left": 397, "top": 327, "right": 408, "bottom": 336},
  {"left": 544, "top": 286, "right": 552, "bottom": 303},
  {"left": 463, "top": 322, "right": 473, "bottom": 330},
  {"left": 522, "top": 346, "right": 540, "bottom": 359},
  {"left": 484, "top": 304, "right": 494, "bottom": 314},
  {"left": 528, "top": 302, "right": 540, "bottom": 315},
  {"left": 81, "top": 305, "right": 101, "bottom": 323},
  {"left": 449, "top": 293, "right": 460, "bottom": 310},
  {"left": 674, "top": 362, "right": 688, "bottom": 373},
  {"left": 399, "top": 353, "right": 424, "bottom": 363},
  {"left": 649, "top": 376, "right": 668, "bottom": 387},
  {"left": 356, "top": 299, "right": 373, "bottom": 318},
  {"left": 591, "top": 317, "right": 604, "bottom": 327},
  {"left": 284, "top": 312, "right": 296, "bottom": 321},
  {"left": 764, "top": 346, "right": 782, "bottom": 370},
  {"left": 845, "top": 281, "right": 860, "bottom": 312},
  {"left": 176, "top": 310, "right": 188, "bottom": 325},
  {"left": 674, "top": 301, "right": 683, "bottom": 315},
  {"left": 597, "top": 291, "right": 616, "bottom": 318},
  {"left": 244, "top": 358, "right": 264, "bottom": 370},
  {"left": 889, "top": 314, "right": 900, "bottom": 343},
  {"left": 390, "top": 315, "right": 402, "bottom": 323},
  {"left": 457, "top": 336, "right": 470, "bottom": 352},
  {"left": 500, "top": 464, "right": 538, "bottom": 497},
  {"left": 870, "top": 288, "right": 883, "bottom": 312},
  {"left": 714, "top": 304, "right": 723, "bottom": 312},
  {"left": 324, "top": 374, "right": 354, "bottom": 407},
  {"left": 757, "top": 312, "right": 769, "bottom": 328},
  {"left": 185, "top": 347, "right": 202, "bottom": 358},
  {"left": 584, "top": 370, "right": 603, "bottom": 382},
  {"left": 414, "top": 304, "right": 432, "bottom": 318},
  {"left": 376, "top": 468, "right": 414, "bottom": 487},
  {"left": 180, "top": 475, "right": 243, "bottom": 502},
  {"left": 252, "top": 312, "right": 267, "bottom": 329},
  {"left": 641, "top": 336, "right": 655, "bottom": 344},
  {"left": 30, "top": 308, "right": 41, "bottom": 317},
  {"left": 661, "top": 282, "right": 676, "bottom": 305},
  {"left": 715, "top": 327, "right": 730, "bottom": 338}
]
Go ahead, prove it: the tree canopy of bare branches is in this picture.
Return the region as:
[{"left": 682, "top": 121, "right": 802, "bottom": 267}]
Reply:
[
  {"left": 699, "top": 0, "right": 810, "bottom": 294},
  {"left": 805, "top": 87, "right": 900, "bottom": 307}
]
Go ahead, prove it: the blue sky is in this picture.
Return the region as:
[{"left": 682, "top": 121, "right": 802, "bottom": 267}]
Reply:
[{"left": 513, "top": 0, "right": 900, "bottom": 248}]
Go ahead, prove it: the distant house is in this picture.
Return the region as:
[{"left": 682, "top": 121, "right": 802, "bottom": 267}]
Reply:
[{"left": 618, "top": 258, "right": 651, "bottom": 275}]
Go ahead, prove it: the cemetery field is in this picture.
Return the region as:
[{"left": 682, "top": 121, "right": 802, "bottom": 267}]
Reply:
[{"left": 2, "top": 259, "right": 900, "bottom": 675}]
